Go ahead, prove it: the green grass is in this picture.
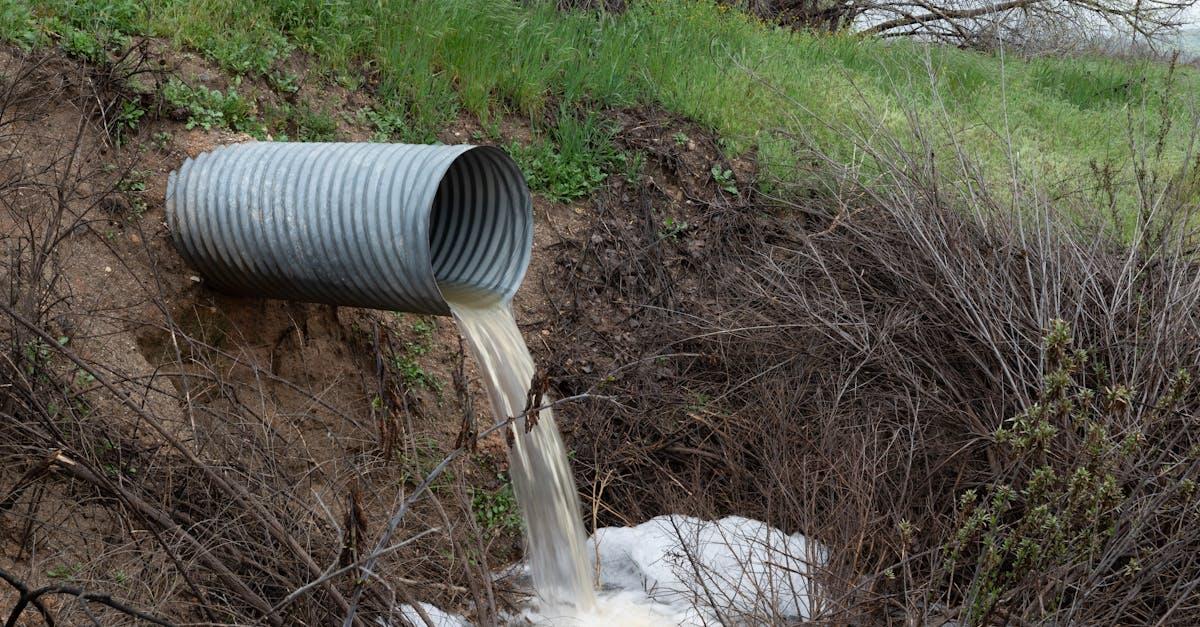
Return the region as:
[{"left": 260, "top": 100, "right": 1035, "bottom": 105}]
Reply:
[{"left": 4, "top": 0, "right": 1197, "bottom": 201}]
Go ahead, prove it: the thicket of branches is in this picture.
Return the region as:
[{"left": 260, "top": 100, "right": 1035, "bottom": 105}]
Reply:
[
  {"left": 561, "top": 80, "right": 1200, "bottom": 622},
  {"left": 733, "top": 0, "right": 1198, "bottom": 50}
]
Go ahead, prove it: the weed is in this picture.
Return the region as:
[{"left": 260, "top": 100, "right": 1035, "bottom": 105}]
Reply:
[
  {"left": 111, "top": 99, "right": 145, "bottom": 146},
  {"left": 390, "top": 319, "right": 442, "bottom": 393},
  {"left": 658, "top": 216, "right": 689, "bottom": 240},
  {"left": 710, "top": 164, "right": 738, "bottom": 195},
  {"left": 45, "top": 564, "right": 77, "bottom": 580},
  {"left": 74, "top": 370, "right": 96, "bottom": 387},
  {"left": 359, "top": 106, "right": 410, "bottom": 142},
  {"left": 57, "top": 25, "right": 106, "bottom": 63},
  {"left": 508, "top": 140, "right": 605, "bottom": 202},
  {"left": 202, "top": 28, "right": 293, "bottom": 78},
  {"left": 268, "top": 70, "right": 300, "bottom": 94},
  {"left": 394, "top": 353, "right": 441, "bottom": 392},
  {"left": 615, "top": 150, "right": 646, "bottom": 184},
  {"left": 116, "top": 169, "right": 148, "bottom": 218},
  {"left": 946, "top": 320, "right": 1136, "bottom": 622},
  {"left": 292, "top": 106, "right": 337, "bottom": 141},
  {"left": 410, "top": 317, "right": 435, "bottom": 338},
  {"left": 0, "top": 2, "right": 39, "bottom": 49},
  {"left": 471, "top": 476, "right": 523, "bottom": 535},
  {"left": 117, "top": 170, "right": 147, "bottom": 194},
  {"left": 672, "top": 131, "right": 690, "bottom": 146},
  {"left": 152, "top": 131, "right": 172, "bottom": 149},
  {"left": 161, "top": 78, "right": 262, "bottom": 135}
]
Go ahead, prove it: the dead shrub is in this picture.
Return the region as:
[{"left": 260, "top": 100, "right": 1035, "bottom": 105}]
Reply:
[{"left": 562, "top": 95, "right": 1200, "bottom": 623}]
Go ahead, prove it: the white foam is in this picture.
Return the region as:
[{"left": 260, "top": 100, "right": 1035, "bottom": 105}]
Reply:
[
  {"left": 587, "top": 515, "right": 824, "bottom": 624},
  {"left": 395, "top": 514, "right": 822, "bottom": 625},
  {"left": 394, "top": 602, "right": 467, "bottom": 627}
]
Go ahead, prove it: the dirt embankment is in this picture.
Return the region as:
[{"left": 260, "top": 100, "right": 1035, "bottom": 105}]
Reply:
[{"left": 0, "top": 41, "right": 746, "bottom": 624}]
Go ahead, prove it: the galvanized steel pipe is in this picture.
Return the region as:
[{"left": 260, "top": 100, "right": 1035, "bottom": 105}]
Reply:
[{"left": 166, "top": 142, "right": 533, "bottom": 315}]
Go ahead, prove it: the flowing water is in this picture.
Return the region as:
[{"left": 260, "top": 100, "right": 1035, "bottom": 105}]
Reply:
[
  {"left": 445, "top": 293, "right": 816, "bottom": 626},
  {"left": 448, "top": 293, "right": 597, "bottom": 614}
]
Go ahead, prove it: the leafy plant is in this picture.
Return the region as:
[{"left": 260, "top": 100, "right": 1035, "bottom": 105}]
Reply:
[
  {"left": 161, "top": 78, "right": 261, "bottom": 135},
  {"left": 508, "top": 140, "right": 606, "bottom": 202},
  {"left": 711, "top": 164, "right": 737, "bottom": 195},
  {"left": 359, "top": 106, "right": 410, "bottom": 142},
  {"left": 111, "top": 100, "right": 145, "bottom": 146},
  {"left": 117, "top": 169, "right": 149, "bottom": 218},
  {"left": 0, "top": 2, "right": 39, "bottom": 49},
  {"left": 471, "top": 477, "right": 523, "bottom": 535},
  {"left": 202, "top": 29, "right": 293, "bottom": 78},
  {"left": 615, "top": 150, "right": 645, "bottom": 184},
  {"left": 58, "top": 25, "right": 106, "bottom": 63},
  {"left": 658, "top": 216, "right": 689, "bottom": 240},
  {"left": 506, "top": 109, "right": 625, "bottom": 202},
  {"left": 390, "top": 320, "right": 442, "bottom": 393},
  {"left": 45, "top": 564, "right": 77, "bottom": 580},
  {"left": 292, "top": 106, "right": 337, "bottom": 141},
  {"left": 268, "top": 70, "right": 300, "bottom": 94},
  {"left": 152, "top": 131, "right": 172, "bottom": 149}
]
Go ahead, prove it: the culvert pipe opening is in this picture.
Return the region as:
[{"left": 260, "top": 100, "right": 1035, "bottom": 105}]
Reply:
[
  {"left": 429, "top": 146, "right": 533, "bottom": 308},
  {"left": 165, "top": 142, "right": 533, "bottom": 316}
]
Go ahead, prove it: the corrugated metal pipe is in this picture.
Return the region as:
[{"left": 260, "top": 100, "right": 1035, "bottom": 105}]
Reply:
[{"left": 165, "top": 142, "right": 533, "bottom": 315}]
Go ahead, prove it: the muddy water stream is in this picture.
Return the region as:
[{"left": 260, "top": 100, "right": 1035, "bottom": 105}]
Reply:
[{"left": 448, "top": 294, "right": 598, "bottom": 614}]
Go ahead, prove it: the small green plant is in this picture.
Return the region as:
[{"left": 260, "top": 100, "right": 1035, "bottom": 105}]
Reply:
[
  {"left": 672, "top": 131, "right": 689, "bottom": 146},
  {"left": 161, "top": 78, "right": 260, "bottom": 135},
  {"left": 508, "top": 140, "right": 606, "bottom": 202},
  {"left": 46, "top": 564, "right": 77, "bottom": 580},
  {"left": 711, "top": 164, "right": 737, "bottom": 195},
  {"left": 411, "top": 319, "right": 435, "bottom": 339},
  {"left": 391, "top": 319, "right": 442, "bottom": 393},
  {"left": 293, "top": 107, "right": 337, "bottom": 141},
  {"left": 393, "top": 352, "right": 441, "bottom": 392},
  {"left": 358, "top": 107, "right": 410, "bottom": 142},
  {"left": 507, "top": 109, "right": 623, "bottom": 202},
  {"left": 59, "top": 26, "right": 106, "bottom": 63},
  {"left": 117, "top": 169, "right": 149, "bottom": 218},
  {"left": 268, "top": 70, "right": 300, "bottom": 94},
  {"left": 658, "top": 216, "right": 689, "bottom": 240},
  {"left": 22, "top": 339, "right": 52, "bottom": 376},
  {"left": 471, "top": 476, "right": 523, "bottom": 535},
  {"left": 616, "top": 150, "right": 646, "bottom": 184},
  {"left": 0, "top": 3, "right": 40, "bottom": 50},
  {"left": 152, "top": 131, "right": 172, "bottom": 149},
  {"left": 202, "top": 29, "right": 293, "bottom": 78},
  {"left": 75, "top": 369, "right": 96, "bottom": 387},
  {"left": 111, "top": 100, "right": 145, "bottom": 146},
  {"left": 117, "top": 169, "right": 147, "bottom": 193}
]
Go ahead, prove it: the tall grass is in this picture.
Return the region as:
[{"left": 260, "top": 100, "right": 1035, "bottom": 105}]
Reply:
[{"left": 9, "top": 0, "right": 1199, "bottom": 193}]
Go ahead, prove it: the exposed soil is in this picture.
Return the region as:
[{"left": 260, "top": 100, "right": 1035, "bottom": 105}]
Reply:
[{"left": 0, "top": 40, "right": 744, "bottom": 624}]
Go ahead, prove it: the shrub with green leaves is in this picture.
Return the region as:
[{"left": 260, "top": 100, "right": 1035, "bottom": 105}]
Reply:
[{"left": 940, "top": 320, "right": 1174, "bottom": 623}]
